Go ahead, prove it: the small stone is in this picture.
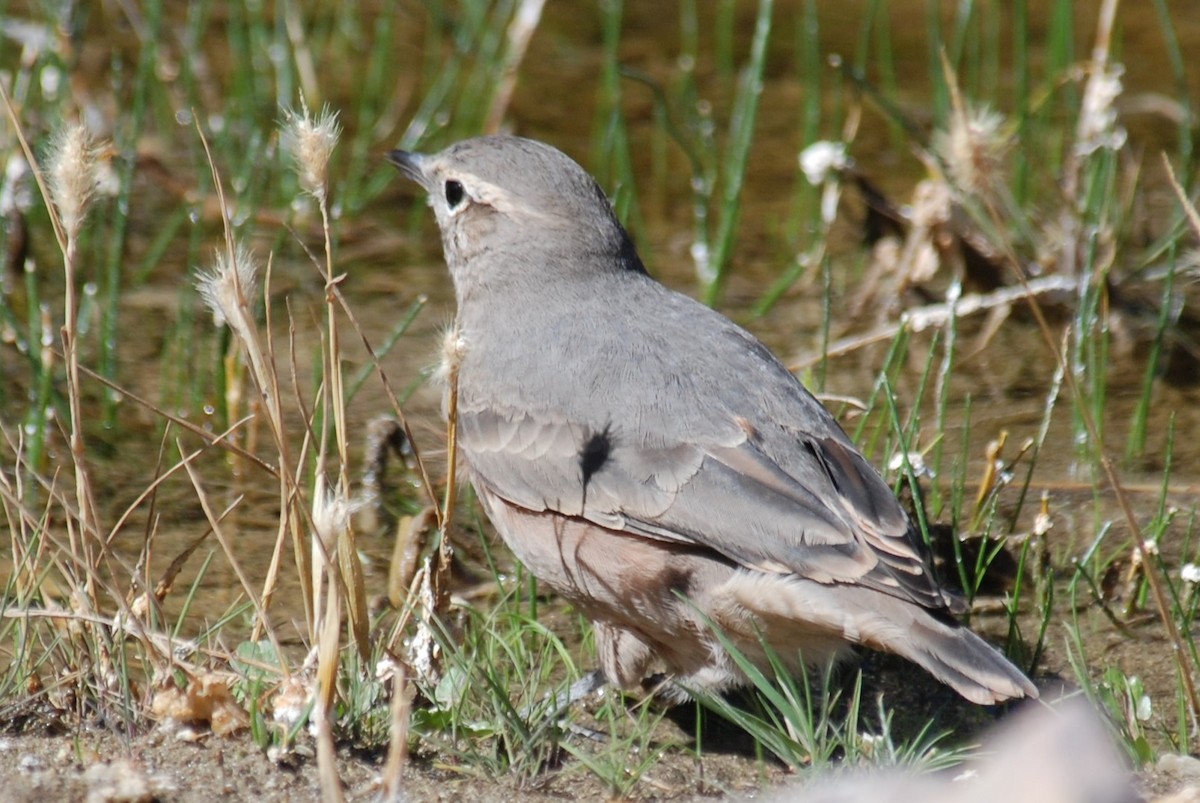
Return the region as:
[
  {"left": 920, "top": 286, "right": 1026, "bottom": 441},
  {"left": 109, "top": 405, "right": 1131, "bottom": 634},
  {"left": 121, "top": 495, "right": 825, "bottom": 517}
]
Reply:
[
  {"left": 1159, "top": 754, "right": 1200, "bottom": 781},
  {"left": 82, "top": 758, "right": 174, "bottom": 803},
  {"left": 1150, "top": 786, "right": 1200, "bottom": 803},
  {"left": 174, "top": 726, "right": 204, "bottom": 743}
]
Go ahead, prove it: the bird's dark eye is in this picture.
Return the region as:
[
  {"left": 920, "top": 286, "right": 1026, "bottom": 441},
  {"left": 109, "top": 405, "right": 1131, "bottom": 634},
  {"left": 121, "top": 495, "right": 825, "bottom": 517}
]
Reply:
[{"left": 444, "top": 179, "right": 465, "bottom": 209}]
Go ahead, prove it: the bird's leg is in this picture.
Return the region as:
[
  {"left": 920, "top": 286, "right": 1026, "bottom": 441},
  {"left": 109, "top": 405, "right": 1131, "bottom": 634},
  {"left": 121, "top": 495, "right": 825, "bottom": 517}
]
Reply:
[
  {"left": 551, "top": 668, "right": 608, "bottom": 713},
  {"left": 522, "top": 668, "right": 609, "bottom": 742}
]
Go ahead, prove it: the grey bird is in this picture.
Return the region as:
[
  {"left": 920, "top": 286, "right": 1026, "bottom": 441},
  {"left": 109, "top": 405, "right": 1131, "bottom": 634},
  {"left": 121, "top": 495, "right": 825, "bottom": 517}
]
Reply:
[{"left": 388, "top": 136, "right": 1037, "bottom": 705}]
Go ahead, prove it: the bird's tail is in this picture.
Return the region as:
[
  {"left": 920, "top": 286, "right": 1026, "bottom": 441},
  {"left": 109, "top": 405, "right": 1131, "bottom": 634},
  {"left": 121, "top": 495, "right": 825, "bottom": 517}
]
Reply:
[
  {"left": 729, "top": 576, "right": 1039, "bottom": 705},
  {"left": 849, "top": 592, "right": 1038, "bottom": 704},
  {"left": 895, "top": 614, "right": 1037, "bottom": 704}
]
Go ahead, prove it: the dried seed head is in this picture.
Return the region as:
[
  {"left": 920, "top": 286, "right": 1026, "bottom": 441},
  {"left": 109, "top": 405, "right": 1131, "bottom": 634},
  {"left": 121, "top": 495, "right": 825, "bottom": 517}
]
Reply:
[
  {"left": 798, "top": 140, "right": 849, "bottom": 186},
  {"left": 1076, "top": 64, "right": 1126, "bottom": 156},
  {"left": 45, "top": 123, "right": 99, "bottom": 241},
  {"left": 282, "top": 101, "right": 341, "bottom": 204},
  {"left": 311, "top": 478, "right": 351, "bottom": 552},
  {"left": 933, "top": 105, "right": 1009, "bottom": 198},
  {"left": 909, "top": 178, "right": 953, "bottom": 230},
  {"left": 196, "top": 243, "right": 260, "bottom": 336},
  {"left": 432, "top": 322, "right": 466, "bottom": 390}
]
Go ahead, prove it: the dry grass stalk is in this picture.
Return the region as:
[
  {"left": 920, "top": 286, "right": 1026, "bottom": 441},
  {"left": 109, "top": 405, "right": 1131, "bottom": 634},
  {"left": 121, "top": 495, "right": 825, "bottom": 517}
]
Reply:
[
  {"left": 436, "top": 327, "right": 464, "bottom": 611},
  {"left": 485, "top": 0, "right": 547, "bottom": 134},
  {"left": 179, "top": 450, "right": 288, "bottom": 677},
  {"left": 315, "top": 566, "right": 345, "bottom": 803},
  {"left": 789, "top": 274, "right": 1080, "bottom": 370},
  {"left": 194, "top": 121, "right": 315, "bottom": 637},
  {"left": 283, "top": 102, "right": 371, "bottom": 665},
  {"left": 381, "top": 662, "right": 411, "bottom": 800},
  {"left": 45, "top": 123, "right": 105, "bottom": 627},
  {"left": 0, "top": 81, "right": 133, "bottom": 710}
]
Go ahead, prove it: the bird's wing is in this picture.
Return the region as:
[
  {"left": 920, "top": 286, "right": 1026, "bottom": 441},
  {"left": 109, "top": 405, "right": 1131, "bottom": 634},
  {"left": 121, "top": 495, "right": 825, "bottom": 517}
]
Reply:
[{"left": 458, "top": 400, "right": 946, "bottom": 610}]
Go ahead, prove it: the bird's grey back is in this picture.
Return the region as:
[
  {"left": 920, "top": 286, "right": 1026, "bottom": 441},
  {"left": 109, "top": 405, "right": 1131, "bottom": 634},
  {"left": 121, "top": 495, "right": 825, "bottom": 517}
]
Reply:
[{"left": 425, "top": 135, "right": 943, "bottom": 609}]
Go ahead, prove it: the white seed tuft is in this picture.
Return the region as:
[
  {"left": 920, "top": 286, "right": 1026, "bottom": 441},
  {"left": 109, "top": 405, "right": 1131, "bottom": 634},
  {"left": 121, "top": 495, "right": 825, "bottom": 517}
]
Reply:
[
  {"left": 281, "top": 101, "right": 341, "bottom": 204},
  {"left": 432, "top": 323, "right": 466, "bottom": 390},
  {"left": 196, "top": 243, "right": 260, "bottom": 337},
  {"left": 1076, "top": 64, "right": 1127, "bottom": 156},
  {"left": 933, "top": 105, "right": 1009, "bottom": 199},
  {"left": 311, "top": 476, "right": 351, "bottom": 552},
  {"left": 45, "top": 123, "right": 100, "bottom": 241},
  {"left": 798, "top": 140, "right": 849, "bottom": 186}
]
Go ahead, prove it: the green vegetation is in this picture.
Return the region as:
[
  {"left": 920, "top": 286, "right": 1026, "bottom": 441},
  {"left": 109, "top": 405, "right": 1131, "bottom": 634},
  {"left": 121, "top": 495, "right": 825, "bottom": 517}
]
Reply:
[{"left": 0, "top": 1, "right": 1197, "bottom": 799}]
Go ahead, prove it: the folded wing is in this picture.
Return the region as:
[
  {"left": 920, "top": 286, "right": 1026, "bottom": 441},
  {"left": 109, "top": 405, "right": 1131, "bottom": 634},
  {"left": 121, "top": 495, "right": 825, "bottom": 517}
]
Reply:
[{"left": 459, "top": 400, "right": 947, "bottom": 611}]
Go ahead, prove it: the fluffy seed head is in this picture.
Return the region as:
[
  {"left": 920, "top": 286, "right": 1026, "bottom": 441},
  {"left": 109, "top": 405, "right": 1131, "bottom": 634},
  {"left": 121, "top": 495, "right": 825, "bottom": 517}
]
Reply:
[
  {"left": 1076, "top": 64, "right": 1126, "bottom": 156},
  {"left": 311, "top": 477, "right": 351, "bottom": 552},
  {"left": 435, "top": 323, "right": 466, "bottom": 385},
  {"left": 282, "top": 101, "right": 341, "bottom": 204},
  {"left": 933, "top": 105, "right": 1009, "bottom": 199},
  {"left": 798, "top": 140, "right": 849, "bottom": 186},
  {"left": 196, "top": 243, "right": 260, "bottom": 335},
  {"left": 46, "top": 123, "right": 99, "bottom": 240}
]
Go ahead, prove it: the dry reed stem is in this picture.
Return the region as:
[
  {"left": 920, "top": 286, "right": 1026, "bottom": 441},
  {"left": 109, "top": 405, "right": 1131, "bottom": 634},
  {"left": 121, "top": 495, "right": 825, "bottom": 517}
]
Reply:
[
  {"left": 437, "top": 335, "right": 462, "bottom": 613},
  {"left": 193, "top": 119, "right": 315, "bottom": 636},
  {"left": 318, "top": 172, "right": 370, "bottom": 663},
  {"left": 318, "top": 276, "right": 443, "bottom": 523},
  {"left": 381, "top": 663, "right": 410, "bottom": 800},
  {"left": 485, "top": 0, "right": 547, "bottom": 134},
  {"left": 178, "top": 447, "right": 290, "bottom": 678},
  {"left": 315, "top": 567, "right": 346, "bottom": 803},
  {"left": 789, "top": 275, "right": 1080, "bottom": 371}
]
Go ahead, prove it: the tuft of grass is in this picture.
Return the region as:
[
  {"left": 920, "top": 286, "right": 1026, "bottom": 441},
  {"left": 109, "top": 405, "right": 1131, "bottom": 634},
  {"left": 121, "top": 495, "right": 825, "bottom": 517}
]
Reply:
[
  {"left": 687, "top": 618, "right": 969, "bottom": 774},
  {"left": 407, "top": 574, "right": 584, "bottom": 780}
]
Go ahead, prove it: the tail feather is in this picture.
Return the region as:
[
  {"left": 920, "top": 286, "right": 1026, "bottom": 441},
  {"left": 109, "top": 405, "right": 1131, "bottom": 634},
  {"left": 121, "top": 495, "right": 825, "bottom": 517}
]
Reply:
[
  {"left": 727, "top": 576, "right": 1039, "bottom": 704},
  {"left": 901, "top": 616, "right": 1038, "bottom": 704},
  {"left": 855, "top": 596, "right": 1038, "bottom": 704}
]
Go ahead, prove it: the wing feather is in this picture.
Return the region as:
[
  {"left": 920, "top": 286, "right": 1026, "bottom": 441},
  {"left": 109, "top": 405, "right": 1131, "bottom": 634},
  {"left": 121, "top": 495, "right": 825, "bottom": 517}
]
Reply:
[{"left": 460, "top": 401, "right": 945, "bottom": 609}]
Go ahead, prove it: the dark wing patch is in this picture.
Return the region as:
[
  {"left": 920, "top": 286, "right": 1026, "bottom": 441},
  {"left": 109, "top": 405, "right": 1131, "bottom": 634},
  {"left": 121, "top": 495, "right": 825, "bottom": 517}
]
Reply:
[{"left": 579, "top": 426, "right": 613, "bottom": 487}]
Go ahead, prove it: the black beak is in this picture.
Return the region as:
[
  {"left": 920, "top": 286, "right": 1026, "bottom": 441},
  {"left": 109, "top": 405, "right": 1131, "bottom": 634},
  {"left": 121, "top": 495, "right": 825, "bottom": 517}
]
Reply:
[{"left": 387, "top": 149, "right": 427, "bottom": 185}]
